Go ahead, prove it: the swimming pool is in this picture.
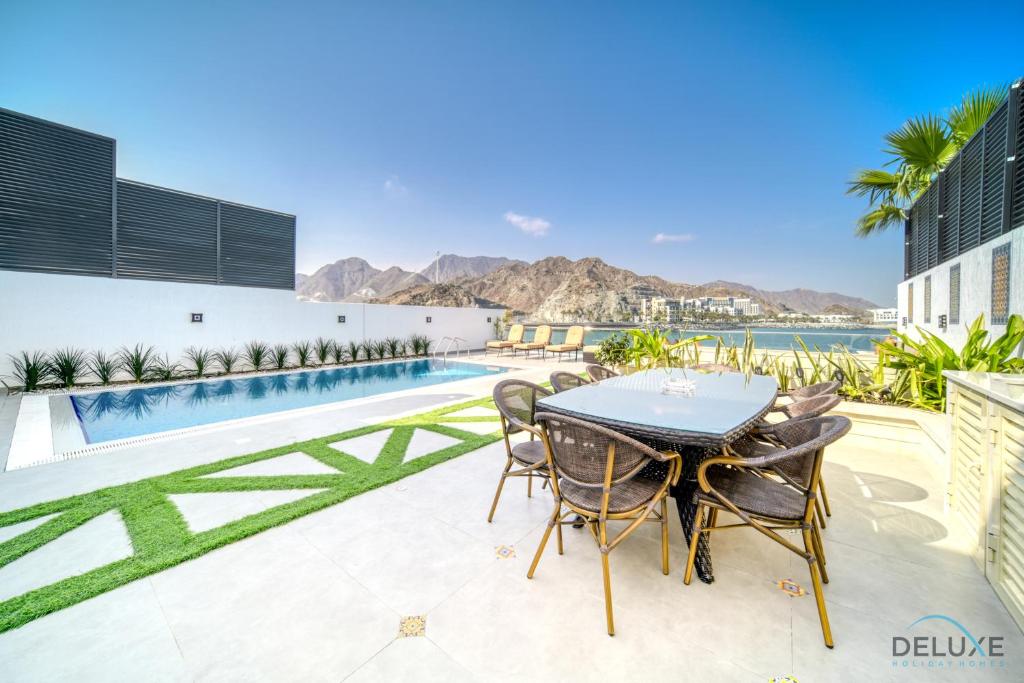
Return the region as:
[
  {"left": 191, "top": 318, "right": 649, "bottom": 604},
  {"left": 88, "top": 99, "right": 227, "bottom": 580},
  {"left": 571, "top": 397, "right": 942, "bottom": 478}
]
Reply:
[{"left": 70, "top": 359, "right": 507, "bottom": 444}]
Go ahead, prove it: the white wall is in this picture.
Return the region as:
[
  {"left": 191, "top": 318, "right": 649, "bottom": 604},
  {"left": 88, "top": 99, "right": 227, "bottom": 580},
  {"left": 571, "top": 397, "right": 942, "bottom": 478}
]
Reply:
[
  {"left": 896, "top": 228, "right": 1023, "bottom": 351},
  {"left": 0, "top": 270, "right": 503, "bottom": 378}
]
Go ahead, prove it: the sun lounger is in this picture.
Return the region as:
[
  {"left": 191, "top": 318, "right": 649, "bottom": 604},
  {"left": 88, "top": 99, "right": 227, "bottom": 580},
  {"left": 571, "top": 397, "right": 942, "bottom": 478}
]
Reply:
[
  {"left": 485, "top": 324, "right": 524, "bottom": 356},
  {"left": 513, "top": 325, "right": 552, "bottom": 357},
  {"left": 544, "top": 325, "right": 585, "bottom": 361}
]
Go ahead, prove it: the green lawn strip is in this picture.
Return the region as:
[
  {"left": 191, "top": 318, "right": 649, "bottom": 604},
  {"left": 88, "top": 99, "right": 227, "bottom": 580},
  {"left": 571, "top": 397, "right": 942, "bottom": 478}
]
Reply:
[{"left": 0, "top": 396, "right": 503, "bottom": 633}]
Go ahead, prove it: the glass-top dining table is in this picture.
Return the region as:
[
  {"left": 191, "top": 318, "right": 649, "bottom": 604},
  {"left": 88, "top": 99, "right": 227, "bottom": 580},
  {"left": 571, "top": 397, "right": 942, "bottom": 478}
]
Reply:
[{"left": 536, "top": 368, "right": 779, "bottom": 583}]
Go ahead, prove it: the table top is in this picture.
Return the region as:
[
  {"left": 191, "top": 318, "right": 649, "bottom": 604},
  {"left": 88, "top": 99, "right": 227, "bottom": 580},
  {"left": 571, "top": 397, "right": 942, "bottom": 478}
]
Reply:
[{"left": 536, "top": 369, "right": 778, "bottom": 447}]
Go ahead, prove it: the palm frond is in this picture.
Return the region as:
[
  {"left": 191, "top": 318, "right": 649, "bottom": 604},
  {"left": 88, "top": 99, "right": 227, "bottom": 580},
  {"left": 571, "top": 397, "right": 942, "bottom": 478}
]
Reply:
[
  {"left": 947, "top": 85, "right": 1008, "bottom": 147},
  {"left": 882, "top": 114, "right": 955, "bottom": 176},
  {"left": 855, "top": 203, "right": 907, "bottom": 237}
]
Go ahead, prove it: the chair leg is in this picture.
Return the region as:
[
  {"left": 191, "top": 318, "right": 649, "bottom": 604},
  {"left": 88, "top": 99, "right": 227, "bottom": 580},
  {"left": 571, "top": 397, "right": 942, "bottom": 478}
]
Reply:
[
  {"left": 599, "top": 521, "right": 615, "bottom": 636},
  {"left": 802, "top": 527, "right": 834, "bottom": 648},
  {"left": 528, "top": 503, "right": 561, "bottom": 579},
  {"left": 527, "top": 472, "right": 533, "bottom": 498},
  {"left": 660, "top": 498, "right": 670, "bottom": 576},
  {"left": 819, "top": 476, "right": 833, "bottom": 517},
  {"left": 812, "top": 519, "right": 829, "bottom": 583},
  {"left": 487, "top": 461, "right": 513, "bottom": 522},
  {"left": 683, "top": 503, "right": 705, "bottom": 585},
  {"left": 556, "top": 512, "right": 564, "bottom": 555},
  {"left": 815, "top": 498, "right": 827, "bottom": 529},
  {"left": 707, "top": 507, "right": 719, "bottom": 530}
]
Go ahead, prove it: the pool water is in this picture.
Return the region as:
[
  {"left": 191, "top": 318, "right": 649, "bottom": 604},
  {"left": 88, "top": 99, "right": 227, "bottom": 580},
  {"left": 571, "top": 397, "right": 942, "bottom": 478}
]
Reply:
[{"left": 71, "top": 359, "right": 506, "bottom": 444}]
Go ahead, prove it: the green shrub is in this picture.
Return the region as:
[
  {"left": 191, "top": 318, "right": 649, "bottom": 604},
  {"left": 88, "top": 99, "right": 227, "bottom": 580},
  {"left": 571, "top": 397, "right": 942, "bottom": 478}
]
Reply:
[
  {"left": 48, "top": 348, "right": 88, "bottom": 388},
  {"left": 332, "top": 341, "right": 346, "bottom": 364},
  {"left": 272, "top": 344, "right": 291, "bottom": 370},
  {"left": 149, "top": 355, "right": 183, "bottom": 382},
  {"left": 119, "top": 344, "right": 157, "bottom": 383},
  {"left": 347, "top": 340, "right": 362, "bottom": 363},
  {"left": 243, "top": 341, "right": 270, "bottom": 372},
  {"left": 313, "top": 337, "right": 334, "bottom": 365},
  {"left": 184, "top": 347, "right": 213, "bottom": 378},
  {"left": 88, "top": 350, "right": 121, "bottom": 385},
  {"left": 214, "top": 347, "right": 240, "bottom": 374},
  {"left": 292, "top": 340, "right": 312, "bottom": 367},
  {"left": 384, "top": 337, "right": 405, "bottom": 358},
  {"left": 594, "top": 333, "right": 630, "bottom": 367},
  {"left": 9, "top": 351, "right": 49, "bottom": 391}
]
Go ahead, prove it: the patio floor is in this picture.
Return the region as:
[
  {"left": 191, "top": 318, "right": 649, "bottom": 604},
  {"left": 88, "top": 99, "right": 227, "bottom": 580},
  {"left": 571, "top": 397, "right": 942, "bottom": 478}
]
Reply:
[{"left": 1, "top": 361, "right": 1022, "bottom": 681}]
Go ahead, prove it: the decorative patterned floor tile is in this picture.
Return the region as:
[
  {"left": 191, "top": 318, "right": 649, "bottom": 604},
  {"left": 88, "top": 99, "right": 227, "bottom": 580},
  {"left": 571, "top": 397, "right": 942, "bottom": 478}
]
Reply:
[
  {"left": 776, "top": 578, "right": 806, "bottom": 597},
  {"left": 398, "top": 615, "right": 426, "bottom": 638},
  {"left": 494, "top": 545, "right": 516, "bottom": 560},
  {"left": 202, "top": 452, "right": 340, "bottom": 478},
  {"left": 328, "top": 429, "right": 395, "bottom": 464}
]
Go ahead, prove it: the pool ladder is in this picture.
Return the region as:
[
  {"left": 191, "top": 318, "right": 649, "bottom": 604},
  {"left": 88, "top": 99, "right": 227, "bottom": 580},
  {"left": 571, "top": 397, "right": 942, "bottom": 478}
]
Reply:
[{"left": 436, "top": 336, "right": 469, "bottom": 363}]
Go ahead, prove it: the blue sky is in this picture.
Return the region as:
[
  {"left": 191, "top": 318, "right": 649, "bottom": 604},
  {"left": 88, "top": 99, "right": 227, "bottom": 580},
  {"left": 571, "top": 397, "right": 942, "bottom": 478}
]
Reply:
[{"left": 3, "top": 1, "right": 1022, "bottom": 305}]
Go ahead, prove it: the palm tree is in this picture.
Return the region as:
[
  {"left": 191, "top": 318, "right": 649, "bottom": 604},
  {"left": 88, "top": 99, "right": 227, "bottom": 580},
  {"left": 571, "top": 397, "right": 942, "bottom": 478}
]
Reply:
[{"left": 849, "top": 85, "right": 1007, "bottom": 237}]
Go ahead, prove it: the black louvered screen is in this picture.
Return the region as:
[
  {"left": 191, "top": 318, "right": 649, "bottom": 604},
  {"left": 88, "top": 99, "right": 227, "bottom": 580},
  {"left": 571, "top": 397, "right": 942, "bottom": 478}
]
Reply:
[
  {"left": 926, "top": 180, "right": 939, "bottom": 268},
  {"left": 0, "top": 108, "right": 114, "bottom": 276},
  {"left": 116, "top": 180, "right": 218, "bottom": 283},
  {"left": 939, "top": 157, "right": 960, "bottom": 261},
  {"left": 907, "top": 207, "right": 919, "bottom": 277},
  {"left": 1012, "top": 85, "right": 1024, "bottom": 230},
  {"left": 219, "top": 203, "right": 295, "bottom": 289},
  {"left": 980, "top": 102, "right": 1008, "bottom": 243},
  {"left": 958, "top": 132, "right": 984, "bottom": 251}
]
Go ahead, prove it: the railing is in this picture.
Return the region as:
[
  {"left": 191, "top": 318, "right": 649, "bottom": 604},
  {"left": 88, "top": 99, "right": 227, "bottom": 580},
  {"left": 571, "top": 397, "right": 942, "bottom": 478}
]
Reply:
[{"left": 435, "top": 336, "right": 468, "bottom": 363}]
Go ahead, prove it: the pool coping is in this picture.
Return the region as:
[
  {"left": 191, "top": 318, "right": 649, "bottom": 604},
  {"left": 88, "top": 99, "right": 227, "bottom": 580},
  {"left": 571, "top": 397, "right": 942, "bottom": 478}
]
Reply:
[{"left": 6, "top": 357, "right": 531, "bottom": 471}]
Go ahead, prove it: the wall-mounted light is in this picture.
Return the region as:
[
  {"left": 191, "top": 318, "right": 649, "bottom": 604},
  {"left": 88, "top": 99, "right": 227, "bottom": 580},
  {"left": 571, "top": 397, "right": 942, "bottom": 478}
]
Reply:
[
  {"left": 902, "top": 316, "right": 908, "bottom": 326},
  {"left": 487, "top": 317, "right": 492, "bottom": 323},
  {"left": 426, "top": 316, "right": 432, "bottom": 323},
  {"left": 337, "top": 315, "right": 346, "bottom": 323},
  {"left": 938, "top": 314, "right": 947, "bottom": 330},
  {"left": 191, "top": 313, "right": 203, "bottom": 323}
]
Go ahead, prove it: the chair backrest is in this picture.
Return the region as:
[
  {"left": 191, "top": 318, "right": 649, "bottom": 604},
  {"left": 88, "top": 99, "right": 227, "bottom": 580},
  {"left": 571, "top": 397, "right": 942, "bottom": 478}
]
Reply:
[
  {"left": 563, "top": 325, "right": 585, "bottom": 347},
  {"left": 532, "top": 325, "right": 552, "bottom": 345},
  {"left": 550, "top": 371, "right": 590, "bottom": 393},
  {"left": 585, "top": 364, "right": 619, "bottom": 382},
  {"left": 743, "top": 416, "right": 851, "bottom": 497},
  {"left": 694, "top": 363, "right": 736, "bottom": 373},
  {"left": 790, "top": 380, "right": 840, "bottom": 401},
  {"left": 507, "top": 324, "right": 525, "bottom": 343},
  {"left": 780, "top": 393, "right": 841, "bottom": 421},
  {"left": 536, "top": 412, "right": 666, "bottom": 488},
  {"left": 492, "top": 379, "right": 551, "bottom": 434}
]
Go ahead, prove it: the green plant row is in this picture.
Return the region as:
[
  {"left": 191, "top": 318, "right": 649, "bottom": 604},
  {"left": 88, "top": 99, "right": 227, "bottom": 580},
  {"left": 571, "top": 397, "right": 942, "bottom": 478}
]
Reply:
[
  {"left": 594, "top": 315, "right": 1024, "bottom": 412},
  {"left": 0, "top": 395, "right": 501, "bottom": 633},
  {"left": 7, "top": 335, "right": 435, "bottom": 391}
]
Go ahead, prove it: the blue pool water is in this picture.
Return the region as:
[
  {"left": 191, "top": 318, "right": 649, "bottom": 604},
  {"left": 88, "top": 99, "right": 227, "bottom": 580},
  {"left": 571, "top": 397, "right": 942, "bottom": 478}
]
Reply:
[{"left": 71, "top": 359, "right": 506, "bottom": 444}]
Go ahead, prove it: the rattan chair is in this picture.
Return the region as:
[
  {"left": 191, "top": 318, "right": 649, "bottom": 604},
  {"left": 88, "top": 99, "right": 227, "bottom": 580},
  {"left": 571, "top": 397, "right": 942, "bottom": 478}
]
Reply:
[
  {"left": 550, "top": 371, "right": 590, "bottom": 393},
  {"left": 584, "top": 364, "right": 619, "bottom": 382},
  {"left": 529, "top": 412, "right": 681, "bottom": 636},
  {"left": 684, "top": 415, "right": 851, "bottom": 648},
  {"left": 488, "top": 380, "right": 553, "bottom": 522},
  {"left": 751, "top": 393, "right": 842, "bottom": 525},
  {"left": 779, "top": 380, "right": 840, "bottom": 402}
]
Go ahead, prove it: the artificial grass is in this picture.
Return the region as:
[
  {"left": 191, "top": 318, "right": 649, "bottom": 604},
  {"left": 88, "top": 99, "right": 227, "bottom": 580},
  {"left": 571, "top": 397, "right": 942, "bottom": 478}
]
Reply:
[{"left": 0, "top": 397, "right": 503, "bottom": 633}]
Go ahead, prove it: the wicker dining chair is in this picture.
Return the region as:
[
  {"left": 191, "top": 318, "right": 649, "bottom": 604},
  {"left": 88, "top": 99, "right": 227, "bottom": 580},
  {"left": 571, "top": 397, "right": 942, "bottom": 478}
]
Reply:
[
  {"left": 488, "top": 380, "right": 553, "bottom": 522},
  {"left": 684, "top": 415, "right": 851, "bottom": 648},
  {"left": 584, "top": 364, "right": 619, "bottom": 382},
  {"left": 779, "top": 380, "right": 840, "bottom": 402},
  {"left": 751, "top": 393, "right": 842, "bottom": 525},
  {"left": 550, "top": 371, "right": 591, "bottom": 393},
  {"left": 528, "top": 412, "right": 681, "bottom": 636}
]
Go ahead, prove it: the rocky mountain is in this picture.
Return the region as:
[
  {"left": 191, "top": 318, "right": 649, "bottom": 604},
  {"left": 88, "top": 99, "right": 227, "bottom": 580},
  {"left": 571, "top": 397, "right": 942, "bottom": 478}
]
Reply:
[
  {"left": 296, "top": 258, "right": 428, "bottom": 302},
  {"left": 419, "top": 254, "right": 526, "bottom": 282},
  {"left": 378, "top": 282, "right": 502, "bottom": 308}
]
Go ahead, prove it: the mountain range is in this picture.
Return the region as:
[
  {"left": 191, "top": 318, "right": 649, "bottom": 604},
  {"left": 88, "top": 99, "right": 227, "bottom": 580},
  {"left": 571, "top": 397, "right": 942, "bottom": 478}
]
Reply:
[{"left": 295, "top": 254, "right": 879, "bottom": 320}]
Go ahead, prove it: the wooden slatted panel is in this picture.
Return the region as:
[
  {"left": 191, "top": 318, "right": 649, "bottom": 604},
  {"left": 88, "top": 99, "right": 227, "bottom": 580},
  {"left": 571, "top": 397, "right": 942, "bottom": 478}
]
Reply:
[
  {"left": 939, "top": 157, "right": 960, "bottom": 261},
  {"left": 998, "top": 412, "right": 1024, "bottom": 627},
  {"left": 115, "top": 180, "right": 218, "bottom": 284},
  {"left": 958, "top": 133, "right": 984, "bottom": 252},
  {"left": 0, "top": 108, "right": 114, "bottom": 276},
  {"left": 951, "top": 389, "right": 986, "bottom": 536},
  {"left": 980, "top": 102, "right": 1008, "bottom": 244}
]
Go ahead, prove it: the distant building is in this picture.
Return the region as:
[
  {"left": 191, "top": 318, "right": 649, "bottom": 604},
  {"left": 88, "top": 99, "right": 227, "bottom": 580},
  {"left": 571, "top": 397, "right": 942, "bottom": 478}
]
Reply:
[
  {"left": 814, "top": 314, "right": 856, "bottom": 324},
  {"left": 897, "top": 79, "right": 1023, "bottom": 349},
  {"left": 681, "top": 296, "right": 761, "bottom": 317},
  {"left": 641, "top": 297, "right": 682, "bottom": 323},
  {"left": 868, "top": 308, "right": 898, "bottom": 324}
]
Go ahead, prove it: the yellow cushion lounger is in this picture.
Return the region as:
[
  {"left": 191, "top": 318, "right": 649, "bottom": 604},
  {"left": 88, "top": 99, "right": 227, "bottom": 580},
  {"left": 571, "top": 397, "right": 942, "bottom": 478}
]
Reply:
[
  {"left": 485, "top": 324, "right": 524, "bottom": 355},
  {"left": 545, "top": 325, "right": 585, "bottom": 361},
  {"left": 513, "top": 325, "right": 552, "bottom": 357}
]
